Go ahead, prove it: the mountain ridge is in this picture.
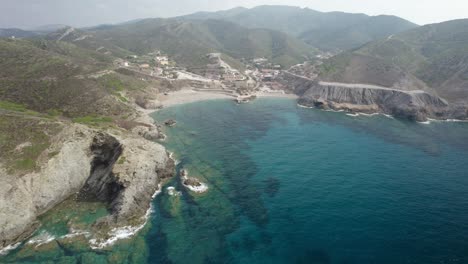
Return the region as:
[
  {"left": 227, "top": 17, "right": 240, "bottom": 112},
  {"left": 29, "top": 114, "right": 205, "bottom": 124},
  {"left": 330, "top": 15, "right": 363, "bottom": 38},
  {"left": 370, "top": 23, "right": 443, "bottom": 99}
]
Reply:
[{"left": 181, "top": 5, "right": 418, "bottom": 51}]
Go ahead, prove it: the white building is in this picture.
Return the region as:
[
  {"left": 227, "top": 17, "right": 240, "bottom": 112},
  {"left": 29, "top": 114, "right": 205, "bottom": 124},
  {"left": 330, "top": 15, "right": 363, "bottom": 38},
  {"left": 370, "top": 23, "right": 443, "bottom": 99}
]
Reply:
[{"left": 156, "top": 56, "right": 169, "bottom": 66}]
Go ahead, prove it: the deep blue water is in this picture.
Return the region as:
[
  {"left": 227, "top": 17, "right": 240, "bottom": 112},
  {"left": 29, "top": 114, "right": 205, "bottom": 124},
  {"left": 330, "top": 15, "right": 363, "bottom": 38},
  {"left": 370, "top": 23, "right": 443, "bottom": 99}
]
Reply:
[
  {"left": 4, "top": 98, "right": 467, "bottom": 264},
  {"left": 149, "top": 98, "right": 468, "bottom": 264}
]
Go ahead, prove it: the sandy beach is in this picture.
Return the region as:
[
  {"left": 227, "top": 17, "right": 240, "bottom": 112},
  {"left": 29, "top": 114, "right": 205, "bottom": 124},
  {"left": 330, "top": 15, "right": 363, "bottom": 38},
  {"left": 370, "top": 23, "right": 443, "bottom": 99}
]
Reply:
[
  {"left": 158, "top": 89, "right": 298, "bottom": 108},
  {"left": 158, "top": 90, "right": 234, "bottom": 108}
]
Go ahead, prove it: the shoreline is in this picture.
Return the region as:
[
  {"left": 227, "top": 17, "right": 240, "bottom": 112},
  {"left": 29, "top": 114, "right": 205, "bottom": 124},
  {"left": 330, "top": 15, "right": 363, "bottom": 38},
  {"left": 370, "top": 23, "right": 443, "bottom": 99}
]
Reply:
[
  {"left": 296, "top": 103, "right": 468, "bottom": 123},
  {"left": 157, "top": 89, "right": 299, "bottom": 108}
]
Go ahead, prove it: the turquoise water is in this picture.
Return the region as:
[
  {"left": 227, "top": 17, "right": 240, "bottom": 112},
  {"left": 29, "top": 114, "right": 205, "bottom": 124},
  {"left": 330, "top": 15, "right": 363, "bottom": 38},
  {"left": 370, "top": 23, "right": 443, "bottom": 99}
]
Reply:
[
  {"left": 2, "top": 98, "right": 468, "bottom": 263},
  {"left": 150, "top": 98, "right": 468, "bottom": 264}
]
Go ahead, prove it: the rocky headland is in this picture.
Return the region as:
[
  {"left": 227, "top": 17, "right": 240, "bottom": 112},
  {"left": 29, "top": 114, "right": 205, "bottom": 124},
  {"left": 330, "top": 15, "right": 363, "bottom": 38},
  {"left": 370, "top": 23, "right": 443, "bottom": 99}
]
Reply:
[
  {"left": 278, "top": 72, "right": 468, "bottom": 122},
  {"left": 0, "top": 121, "right": 175, "bottom": 253}
]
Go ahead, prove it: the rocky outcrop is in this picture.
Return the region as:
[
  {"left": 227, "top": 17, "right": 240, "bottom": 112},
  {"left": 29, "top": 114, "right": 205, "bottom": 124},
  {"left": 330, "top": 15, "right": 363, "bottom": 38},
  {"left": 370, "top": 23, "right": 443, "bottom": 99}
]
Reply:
[
  {"left": 0, "top": 125, "right": 95, "bottom": 249},
  {"left": 131, "top": 125, "right": 165, "bottom": 141},
  {"left": 102, "top": 134, "right": 174, "bottom": 224},
  {"left": 0, "top": 124, "right": 174, "bottom": 251},
  {"left": 164, "top": 119, "right": 177, "bottom": 127},
  {"left": 279, "top": 72, "right": 468, "bottom": 121}
]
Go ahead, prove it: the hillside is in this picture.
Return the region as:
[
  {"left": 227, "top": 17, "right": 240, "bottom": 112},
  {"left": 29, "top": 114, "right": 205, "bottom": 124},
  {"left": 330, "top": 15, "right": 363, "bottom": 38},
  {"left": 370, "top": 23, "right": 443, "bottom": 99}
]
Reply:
[
  {"left": 0, "top": 37, "right": 177, "bottom": 119},
  {"left": 86, "top": 18, "right": 317, "bottom": 69},
  {"left": 0, "top": 38, "right": 125, "bottom": 117},
  {"left": 0, "top": 28, "right": 38, "bottom": 38},
  {"left": 182, "top": 5, "right": 418, "bottom": 51},
  {"left": 318, "top": 19, "right": 468, "bottom": 103},
  {"left": 45, "top": 27, "right": 134, "bottom": 58}
]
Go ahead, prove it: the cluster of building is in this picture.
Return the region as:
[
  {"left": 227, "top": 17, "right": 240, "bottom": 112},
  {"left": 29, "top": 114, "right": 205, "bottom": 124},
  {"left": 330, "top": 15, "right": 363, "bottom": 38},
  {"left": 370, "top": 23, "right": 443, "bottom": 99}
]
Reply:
[{"left": 115, "top": 51, "right": 185, "bottom": 79}]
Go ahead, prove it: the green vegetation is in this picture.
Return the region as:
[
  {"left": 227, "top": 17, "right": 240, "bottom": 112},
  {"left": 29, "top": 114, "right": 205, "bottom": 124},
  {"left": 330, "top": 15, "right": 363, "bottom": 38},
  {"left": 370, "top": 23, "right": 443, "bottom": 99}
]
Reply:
[
  {"left": 183, "top": 5, "right": 418, "bottom": 51},
  {"left": 91, "top": 18, "right": 317, "bottom": 68},
  {"left": 0, "top": 100, "right": 42, "bottom": 116},
  {"left": 99, "top": 74, "right": 125, "bottom": 92},
  {"left": 117, "top": 156, "right": 127, "bottom": 165},
  {"left": 47, "top": 109, "right": 62, "bottom": 117},
  {"left": 0, "top": 39, "right": 134, "bottom": 118},
  {"left": 0, "top": 115, "right": 62, "bottom": 174},
  {"left": 0, "top": 100, "right": 28, "bottom": 112},
  {"left": 72, "top": 115, "right": 113, "bottom": 125},
  {"left": 318, "top": 19, "right": 468, "bottom": 102}
]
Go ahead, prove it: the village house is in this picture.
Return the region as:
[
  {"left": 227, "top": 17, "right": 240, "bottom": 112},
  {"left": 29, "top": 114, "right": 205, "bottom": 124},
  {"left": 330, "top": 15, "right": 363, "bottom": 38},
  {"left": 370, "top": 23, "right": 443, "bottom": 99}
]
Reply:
[
  {"left": 253, "top": 58, "right": 268, "bottom": 64},
  {"left": 153, "top": 67, "right": 164, "bottom": 76},
  {"left": 156, "top": 56, "right": 169, "bottom": 66},
  {"left": 139, "top": 64, "right": 150, "bottom": 70}
]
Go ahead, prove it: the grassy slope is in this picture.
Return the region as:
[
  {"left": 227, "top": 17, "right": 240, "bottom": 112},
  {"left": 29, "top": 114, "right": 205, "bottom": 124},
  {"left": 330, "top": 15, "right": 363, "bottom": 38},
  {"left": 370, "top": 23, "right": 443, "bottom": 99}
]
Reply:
[
  {"left": 0, "top": 37, "right": 177, "bottom": 174},
  {"left": 0, "top": 114, "right": 62, "bottom": 174},
  {"left": 319, "top": 19, "right": 468, "bottom": 102},
  {"left": 0, "top": 38, "right": 134, "bottom": 117}
]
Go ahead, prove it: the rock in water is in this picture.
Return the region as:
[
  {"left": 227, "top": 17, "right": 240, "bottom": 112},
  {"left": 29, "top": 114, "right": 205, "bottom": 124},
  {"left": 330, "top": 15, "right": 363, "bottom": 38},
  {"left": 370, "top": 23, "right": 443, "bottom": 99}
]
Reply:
[{"left": 164, "top": 119, "right": 177, "bottom": 127}]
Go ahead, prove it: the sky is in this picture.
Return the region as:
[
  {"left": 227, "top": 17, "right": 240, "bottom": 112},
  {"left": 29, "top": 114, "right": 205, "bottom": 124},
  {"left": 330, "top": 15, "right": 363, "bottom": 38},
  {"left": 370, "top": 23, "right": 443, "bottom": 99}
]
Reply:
[{"left": 1, "top": 0, "right": 467, "bottom": 29}]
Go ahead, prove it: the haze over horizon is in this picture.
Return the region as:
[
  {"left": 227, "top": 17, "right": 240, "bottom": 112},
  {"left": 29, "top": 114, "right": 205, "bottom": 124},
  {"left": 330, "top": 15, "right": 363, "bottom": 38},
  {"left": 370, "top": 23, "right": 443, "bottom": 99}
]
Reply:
[{"left": 1, "top": 0, "right": 468, "bottom": 29}]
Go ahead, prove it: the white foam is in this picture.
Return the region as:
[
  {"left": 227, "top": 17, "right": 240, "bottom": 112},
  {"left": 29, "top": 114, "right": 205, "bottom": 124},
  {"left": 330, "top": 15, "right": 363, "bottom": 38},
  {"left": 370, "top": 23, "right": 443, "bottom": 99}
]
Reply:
[
  {"left": 26, "top": 231, "right": 56, "bottom": 248},
  {"left": 152, "top": 184, "right": 162, "bottom": 198},
  {"left": 297, "top": 103, "right": 314, "bottom": 109},
  {"left": 180, "top": 169, "right": 209, "bottom": 194},
  {"left": 323, "top": 109, "right": 345, "bottom": 113},
  {"left": 167, "top": 186, "right": 182, "bottom": 196},
  {"left": 89, "top": 223, "right": 146, "bottom": 249},
  {"left": 0, "top": 243, "right": 21, "bottom": 256},
  {"left": 89, "top": 187, "right": 162, "bottom": 249},
  {"left": 60, "top": 229, "right": 91, "bottom": 240},
  {"left": 427, "top": 118, "right": 468, "bottom": 123},
  {"left": 184, "top": 183, "right": 209, "bottom": 193},
  {"left": 346, "top": 112, "right": 383, "bottom": 118}
]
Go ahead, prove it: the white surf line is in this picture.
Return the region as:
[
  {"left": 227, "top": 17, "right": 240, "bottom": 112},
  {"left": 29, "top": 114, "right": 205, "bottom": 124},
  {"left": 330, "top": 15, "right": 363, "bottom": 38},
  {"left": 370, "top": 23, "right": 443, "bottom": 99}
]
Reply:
[
  {"left": 419, "top": 118, "right": 468, "bottom": 125},
  {"left": 418, "top": 120, "right": 432, "bottom": 125},
  {"left": 297, "top": 103, "right": 314, "bottom": 109},
  {"left": 89, "top": 185, "right": 163, "bottom": 249},
  {"left": 298, "top": 103, "right": 395, "bottom": 119},
  {"left": 26, "top": 231, "right": 56, "bottom": 248},
  {"left": 60, "top": 230, "right": 91, "bottom": 240},
  {"left": 0, "top": 243, "right": 21, "bottom": 256}
]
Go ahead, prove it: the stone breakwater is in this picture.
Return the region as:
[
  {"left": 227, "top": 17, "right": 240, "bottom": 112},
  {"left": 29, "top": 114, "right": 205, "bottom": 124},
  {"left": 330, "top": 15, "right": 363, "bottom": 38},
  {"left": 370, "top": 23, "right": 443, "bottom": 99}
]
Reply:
[
  {"left": 278, "top": 72, "right": 468, "bottom": 122},
  {"left": 0, "top": 124, "right": 175, "bottom": 253}
]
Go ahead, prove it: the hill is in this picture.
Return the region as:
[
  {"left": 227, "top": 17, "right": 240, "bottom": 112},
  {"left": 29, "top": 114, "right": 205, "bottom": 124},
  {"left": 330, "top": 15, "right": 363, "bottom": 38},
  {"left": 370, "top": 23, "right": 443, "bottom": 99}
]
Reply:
[
  {"left": 0, "top": 37, "right": 173, "bottom": 118},
  {"left": 45, "top": 27, "right": 134, "bottom": 58},
  {"left": 85, "top": 18, "right": 317, "bottom": 69},
  {"left": 0, "top": 38, "right": 122, "bottom": 116},
  {"left": 0, "top": 28, "right": 38, "bottom": 38},
  {"left": 182, "top": 5, "right": 418, "bottom": 51},
  {"left": 318, "top": 19, "right": 468, "bottom": 103}
]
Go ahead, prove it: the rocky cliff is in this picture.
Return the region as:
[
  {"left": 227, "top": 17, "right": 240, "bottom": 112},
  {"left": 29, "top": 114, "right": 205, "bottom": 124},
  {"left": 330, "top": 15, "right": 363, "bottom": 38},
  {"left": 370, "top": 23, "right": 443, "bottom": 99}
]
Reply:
[
  {"left": 279, "top": 72, "right": 468, "bottom": 121},
  {"left": 0, "top": 124, "right": 174, "bottom": 250}
]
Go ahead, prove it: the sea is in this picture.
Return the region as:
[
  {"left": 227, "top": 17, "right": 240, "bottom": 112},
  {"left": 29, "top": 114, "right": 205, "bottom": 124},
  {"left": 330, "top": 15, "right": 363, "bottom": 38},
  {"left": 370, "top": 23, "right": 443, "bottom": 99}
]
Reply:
[{"left": 2, "top": 98, "right": 468, "bottom": 264}]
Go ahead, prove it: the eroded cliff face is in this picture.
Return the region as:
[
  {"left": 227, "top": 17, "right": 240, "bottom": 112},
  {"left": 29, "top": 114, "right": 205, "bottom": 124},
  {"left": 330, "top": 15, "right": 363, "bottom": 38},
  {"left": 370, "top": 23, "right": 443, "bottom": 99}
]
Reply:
[
  {"left": 0, "top": 125, "right": 174, "bottom": 250},
  {"left": 0, "top": 125, "right": 95, "bottom": 249},
  {"left": 279, "top": 72, "right": 468, "bottom": 121}
]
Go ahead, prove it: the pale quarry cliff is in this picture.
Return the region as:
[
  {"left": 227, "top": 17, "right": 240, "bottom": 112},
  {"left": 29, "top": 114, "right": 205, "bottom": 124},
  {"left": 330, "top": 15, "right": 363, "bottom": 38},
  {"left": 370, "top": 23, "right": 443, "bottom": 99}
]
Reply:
[{"left": 279, "top": 72, "right": 468, "bottom": 121}]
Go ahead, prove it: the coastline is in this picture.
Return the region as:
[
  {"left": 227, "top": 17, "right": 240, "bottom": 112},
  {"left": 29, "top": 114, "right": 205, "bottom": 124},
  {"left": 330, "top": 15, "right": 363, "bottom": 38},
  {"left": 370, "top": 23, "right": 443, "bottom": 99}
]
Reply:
[
  {"left": 158, "top": 90, "right": 234, "bottom": 108},
  {"left": 157, "top": 89, "right": 299, "bottom": 108}
]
